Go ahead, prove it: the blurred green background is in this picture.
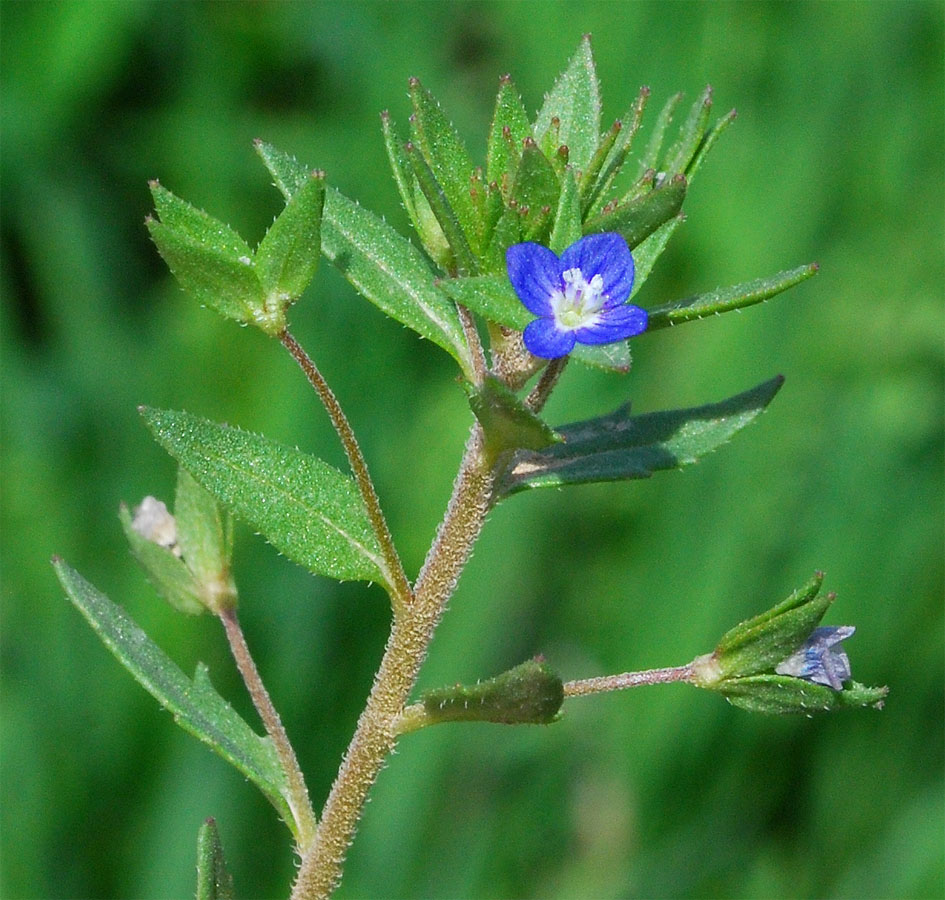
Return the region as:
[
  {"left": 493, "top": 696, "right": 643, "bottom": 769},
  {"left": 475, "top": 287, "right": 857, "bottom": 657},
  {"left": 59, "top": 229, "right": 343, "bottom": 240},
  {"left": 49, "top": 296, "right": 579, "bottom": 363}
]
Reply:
[{"left": 2, "top": 2, "right": 942, "bottom": 898}]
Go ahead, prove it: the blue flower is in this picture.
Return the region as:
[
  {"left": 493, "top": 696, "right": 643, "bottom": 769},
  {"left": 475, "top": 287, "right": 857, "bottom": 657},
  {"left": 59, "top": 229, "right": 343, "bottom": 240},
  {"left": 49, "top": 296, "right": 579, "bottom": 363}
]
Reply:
[
  {"left": 775, "top": 626, "right": 855, "bottom": 690},
  {"left": 506, "top": 233, "right": 648, "bottom": 359}
]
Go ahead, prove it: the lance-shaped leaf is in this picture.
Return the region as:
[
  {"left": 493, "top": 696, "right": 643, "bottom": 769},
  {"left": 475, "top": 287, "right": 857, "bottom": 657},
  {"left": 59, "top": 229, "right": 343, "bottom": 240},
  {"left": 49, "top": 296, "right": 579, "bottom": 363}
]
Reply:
[
  {"left": 408, "top": 78, "right": 480, "bottom": 251},
  {"left": 508, "top": 138, "right": 560, "bottom": 242},
  {"left": 497, "top": 375, "right": 784, "bottom": 498},
  {"left": 254, "top": 140, "right": 475, "bottom": 377},
  {"left": 196, "top": 818, "right": 235, "bottom": 900},
  {"left": 140, "top": 407, "right": 388, "bottom": 585},
  {"left": 638, "top": 91, "right": 683, "bottom": 175},
  {"left": 646, "top": 263, "right": 819, "bottom": 331},
  {"left": 585, "top": 174, "right": 687, "bottom": 248},
  {"left": 466, "top": 374, "right": 561, "bottom": 456},
  {"left": 663, "top": 85, "right": 714, "bottom": 175},
  {"left": 534, "top": 35, "right": 601, "bottom": 172},
  {"left": 147, "top": 184, "right": 270, "bottom": 330},
  {"left": 381, "top": 111, "right": 420, "bottom": 227},
  {"left": 405, "top": 140, "right": 478, "bottom": 275},
  {"left": 687, "top": 107, "right": 737, "bottom": 181},
  {"left": 53, "top": 560, "right": 294, "bottom": 832},
  {"left": 254, "top": 169, "right": 325, "bottom": 301},
  {"left": 486, "top": 75, "right": 531, "bottom": 187},
  {"left": 549, "top": 168, "right": 582, "bottom": 254}
]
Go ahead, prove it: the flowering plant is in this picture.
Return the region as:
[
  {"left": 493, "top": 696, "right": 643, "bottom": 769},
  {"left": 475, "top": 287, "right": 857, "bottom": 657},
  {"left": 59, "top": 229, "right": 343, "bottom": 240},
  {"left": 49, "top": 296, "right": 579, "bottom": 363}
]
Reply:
[{"left": 53, "top": 37, "right": 886, "bottom": 899}]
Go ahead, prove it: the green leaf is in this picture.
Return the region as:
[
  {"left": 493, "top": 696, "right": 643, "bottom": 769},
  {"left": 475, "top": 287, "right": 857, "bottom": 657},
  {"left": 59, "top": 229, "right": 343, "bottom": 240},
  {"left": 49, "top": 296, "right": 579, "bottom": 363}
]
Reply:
[
  {"left": 255, "top": 140, "right": 474, "bottom": 374},
  {"left": 408, "top": 78, "right": 479, "bottom": 251},
  {"left": 405, "top": 140, "right": 478, "bottom": 275},
  {"left": 483, "top": 203, "right": 524, "bottom": 274},
  {"left": 687, "top": 107, "right": 737, "bottom": 181},
  {"left": 548, "top": 168, "right": 582, "bottom": 255},
  {"left": 321, "top": 188, "right": 474, "bottom": 377},
  {"left": 420, "top": 659, "right": 564, "bottom": 726},
  {"left": 438, "top": 274, "right": 530, "bottom": 330},
  {"left": 713, "top": 574, "right": 834, "bottom": 679},
  {"left": 630, "top": 213, "right": 685, "bottom": 299},
  {"left": 53, "top": 560, "right": 293, "bottom": 831},
  {"left": 716, "top": 675, "right": 889, "bottom": 715},
  {"left": 584, "top": 85, "right": 651, "bottom": 215},
  {"left": 585, "top": 175, "right": 687, "bottom": 248},
  {"left": 120, "top": 503, "right": 206, "bottom": 615},
  {"left": 174, "top": 467, "right": 236, "bottom": 613},
  {"left": 466, "top": 375, "right": 562, "bottom": 456},
  {"left": 508, "top": 138, "right": 560, "bottom": 241},
  {"left": 570, "top": 340, "right": 632, "bottom": 374},
  {"left": 577, "top": 118, "right": 621, "bottom": 206},
  {"left": 380, "top": 110, "right": 420, "bottom": 226},
  {"left": 497, "top": 376, "right": 784, "bottom": 498},
  {"left": 150, "top": 182, "right": 254, "bottom": 259},
  {"left": 638, "top": 91, "right": 683, "bottom": 175},
  {"left": 196, "top": 818, "right": 235, "bottom": 900},
  {"left": 255, "top": 169, "right": 325, "bottom": 301},
  {"left": 140, "top": 407, "right": 388, "bottom": 585},
  {"left": 646, "top": 263, "right": 819, "bottom": 331},
  {"left": 486, "top": 74, "right": 531, "bottom": 188},
  {"left": 534, "top": 35, "right": 601, "bottom": 172},
  {"left": 664, "top": 85, "right": 714, "bottom": 175},
  {"left": 146, "top": 218, "right": 269, "bottom": 328}
]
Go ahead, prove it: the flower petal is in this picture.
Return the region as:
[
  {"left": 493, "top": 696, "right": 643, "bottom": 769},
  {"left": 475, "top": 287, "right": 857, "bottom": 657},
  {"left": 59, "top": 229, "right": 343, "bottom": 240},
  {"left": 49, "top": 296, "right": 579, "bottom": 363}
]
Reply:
[
  {"left": 573, "top": 303, "right": 648, "bottom": 345},
  {"left": 506, "top": 242, "right": 562, "bottom": 316},
  {"left": 523, "top": 317, "right": 577, "bottom": 359},
  {"left": 559, "top": 233, "right": 634, "bottom": 306}
]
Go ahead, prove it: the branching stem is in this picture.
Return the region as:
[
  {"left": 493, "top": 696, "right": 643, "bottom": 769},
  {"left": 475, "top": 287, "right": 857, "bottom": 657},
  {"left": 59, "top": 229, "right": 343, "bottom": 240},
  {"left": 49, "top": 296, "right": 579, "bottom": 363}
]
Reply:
[
  {"left": 219, "top": 607, "right": 316, "bottom": 849},
  {"left": 279, "top": 329, "right": 413, "bottom": 617},
  {"left": 291, "top": 425, "right": 494, "bottom": 900}
]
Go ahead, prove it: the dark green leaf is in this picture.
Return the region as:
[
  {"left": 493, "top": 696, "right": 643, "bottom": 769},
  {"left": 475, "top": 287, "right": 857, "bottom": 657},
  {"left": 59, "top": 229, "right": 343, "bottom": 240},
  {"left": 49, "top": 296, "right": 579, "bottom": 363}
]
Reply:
[
  {"left": 509, "top": 138, "right": 560, "bottom": 241},
  {"left": 486, "top": 74, "right": 531, "bottom": 188},
  {"left": 255, "top": 141, "right": 474, "bottom": 372},
  {"left": 533, "top": 35, "right": 601, "bottom": 171},
  {"left": 713, "top": 574, "right": 834, "bottom": 679},
  {"left": 150, "top": 182, "right": 254, "bottom": 259},
  {"left": 405, "top": 141, "right": 478, "bottom": 275},
  {"left": 578, "top": 118, "right": 621, "bottom": 206},
  {"left": 466, "top": 375, "right": 561, "bottom": 456},
  {"left": 147, "top": 218, "right": 270, "bottom": 329},
  {"left": 53, "top": 560, "right": 293, "bottom": 830},
  {"left": 646, "top": 263, "right": 819, "bottom": 331},
  {"left": 497, "top": 376, "right": 784, "bottom": 497},
  {"left": 716, "top": 675, "right": 889, "bottom": 715},
  {"left": 585, "top": 175, "right": 687, "bottom": 248},
  {"left": 140, "top": 407, "right": 388, "bottom": 585},
  {"left": 664, "top": 85, "right": 713, "bottom": 175},
  {"left": 196, "top": 818, "right": 235, "bottom": 900},
  {"left": 255, "top": 169, "right": 325, "bottom": 301},
  {"left": 570, "top": 339, "right": 632, "bottom": 373},
  {"left": 687, "top": 107, "right": 737, "bottom": 180},
  {"left": 549, "top": 168, "right": 582, "bottom": 255},
  {"left": 408, "top": 78, "right": 479, "bottom": 251},
  {"left": 438, "top": 274, "right": 529, "bottom": 330},
  {"left": 380, "top": 111, "right": 420, "bottom": 226},
  {"left": 420, "top": 659, "right": 564, "bottom": 726},
  {"left": 483, "top": 203, "right": 524, "bottom": 274},
  {"left": 638, "top": 91, "right": 683, "bottom": 175},
  {"left": 321, "top": 188, "right": 474, "bottom": 377}
]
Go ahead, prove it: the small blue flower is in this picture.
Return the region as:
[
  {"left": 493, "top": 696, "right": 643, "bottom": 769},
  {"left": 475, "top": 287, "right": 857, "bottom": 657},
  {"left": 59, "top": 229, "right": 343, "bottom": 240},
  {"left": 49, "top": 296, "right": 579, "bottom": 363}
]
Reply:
[
  {"left": 775, "top": 626, "right": 855, "bottom": 691},
  {"left": 506, "top": 233, "right": 648, "bottom": 359}
]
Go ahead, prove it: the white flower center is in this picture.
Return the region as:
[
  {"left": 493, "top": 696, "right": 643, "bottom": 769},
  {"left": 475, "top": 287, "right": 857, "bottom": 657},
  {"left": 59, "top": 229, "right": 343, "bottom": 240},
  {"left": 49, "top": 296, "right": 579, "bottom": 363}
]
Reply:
[{"left": 552, "top": 267, "right": 606, "bottom": 329}]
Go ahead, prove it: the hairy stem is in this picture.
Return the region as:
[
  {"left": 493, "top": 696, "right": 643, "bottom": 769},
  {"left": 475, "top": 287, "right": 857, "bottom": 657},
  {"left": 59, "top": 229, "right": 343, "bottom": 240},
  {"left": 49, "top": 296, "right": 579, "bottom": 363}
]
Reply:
[
  {"left": 525, "top": 356, "right": 569, "bottom": 413},
  {"left": 291, "top": 425, "right": 494, "bottom": 899},
  {"left": 219, "top": 607, "right": 316, "bottom": 848},
  {"left": 279, "top": 329, "right": 413, "bottom": 616},
  {"left": 563, "top": 662, "right": 694, "bottom": 697}
]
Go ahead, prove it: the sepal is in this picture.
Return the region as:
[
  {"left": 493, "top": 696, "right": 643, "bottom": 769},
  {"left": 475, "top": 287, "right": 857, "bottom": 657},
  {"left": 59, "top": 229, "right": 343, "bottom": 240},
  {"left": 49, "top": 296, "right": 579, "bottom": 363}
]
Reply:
[
  {"left": 196, "top": 818, "right": 235, "bottom": 900},
  {"left": 465, "top": 375, "right": 562, "bottom": 457},
  {"left": 420, "top": 659, "right": 564, "bottom": 726}
]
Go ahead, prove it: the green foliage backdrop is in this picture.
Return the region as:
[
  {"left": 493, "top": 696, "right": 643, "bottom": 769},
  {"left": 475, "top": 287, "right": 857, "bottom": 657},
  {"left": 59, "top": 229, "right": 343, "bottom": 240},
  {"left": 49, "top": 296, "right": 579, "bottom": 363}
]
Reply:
[{"left": 2, "top": 2, "right": 942, "bottom": 897}]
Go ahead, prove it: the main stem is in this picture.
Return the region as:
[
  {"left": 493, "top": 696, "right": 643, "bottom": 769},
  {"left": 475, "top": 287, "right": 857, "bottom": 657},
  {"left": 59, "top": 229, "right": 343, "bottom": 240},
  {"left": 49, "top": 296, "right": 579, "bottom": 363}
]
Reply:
[
  {"left": 290, "top": 425, "right": 494, "bottom": 900},
  {"left": 279, "top": 330, "right": 413, "bottom": 615},
  {"left": 219, "top": 607, "right": 317, "bottom": 848}
]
